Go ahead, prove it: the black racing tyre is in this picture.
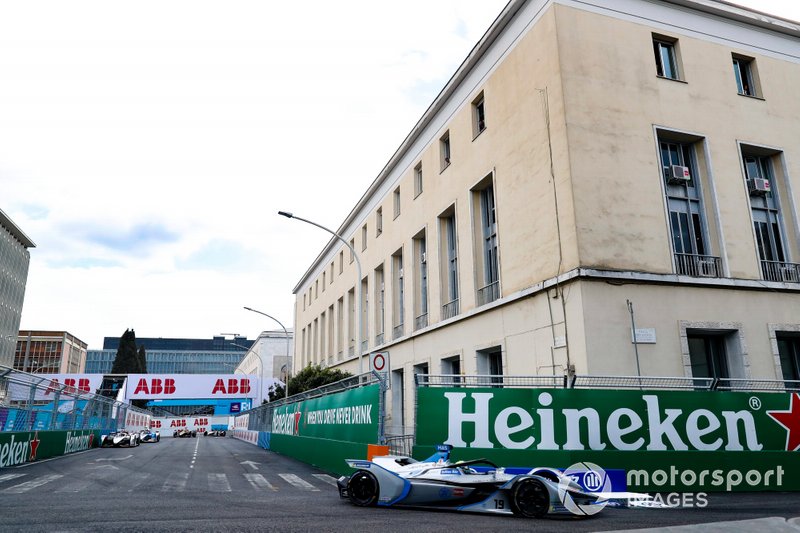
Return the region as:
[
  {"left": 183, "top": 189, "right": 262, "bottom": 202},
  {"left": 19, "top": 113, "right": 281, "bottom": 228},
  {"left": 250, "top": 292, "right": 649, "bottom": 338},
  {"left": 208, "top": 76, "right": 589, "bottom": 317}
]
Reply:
[
  {"left": 510, "top": 478, "right": 550, "bottom": 518},
  {"left": 347, "top": 471, "right": 379, "bottom": 507}
]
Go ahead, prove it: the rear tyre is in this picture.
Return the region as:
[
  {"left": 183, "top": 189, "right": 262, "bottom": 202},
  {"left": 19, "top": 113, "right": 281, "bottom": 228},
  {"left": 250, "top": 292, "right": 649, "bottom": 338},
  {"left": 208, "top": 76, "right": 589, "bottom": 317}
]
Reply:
[
  {"left": 510, "top": 478, "right": 550, "bottom": 518},
  {"left": 347, "top": 471, "right": 379, "bottom": 507}
]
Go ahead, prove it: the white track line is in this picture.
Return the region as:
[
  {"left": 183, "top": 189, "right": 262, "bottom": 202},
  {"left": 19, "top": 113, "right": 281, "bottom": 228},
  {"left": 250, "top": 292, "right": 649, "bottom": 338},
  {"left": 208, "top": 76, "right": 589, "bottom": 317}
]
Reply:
[
  {"left": 2, "top": 474, "right": 63, "bottom": 494},
  {"left": 278, "top": 473, "right": 319, "bottom": 491},
  {"left": 244, "top": 473, "right": 277, "bottom": 491},
  {"left": 312, "top": 474, "right": 339, "bottom": 486}
]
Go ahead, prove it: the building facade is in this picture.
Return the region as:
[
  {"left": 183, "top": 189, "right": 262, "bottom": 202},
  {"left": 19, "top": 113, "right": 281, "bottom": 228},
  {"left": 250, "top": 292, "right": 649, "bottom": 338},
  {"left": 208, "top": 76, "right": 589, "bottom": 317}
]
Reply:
[
  {"left": 0, "top": 208, "right": 35, "bottom": 369},
  {"left": 15, "top": 331, "right": 88, "bottom": 374},
  {"left": 85, "top": 335, "right": 254, "bottom": 374},
  {"left": 291, "top": 0, "right": 800, "bottom": 435},
  {"left": 234, "top": 329, "right": 294, "bottom": 384}
]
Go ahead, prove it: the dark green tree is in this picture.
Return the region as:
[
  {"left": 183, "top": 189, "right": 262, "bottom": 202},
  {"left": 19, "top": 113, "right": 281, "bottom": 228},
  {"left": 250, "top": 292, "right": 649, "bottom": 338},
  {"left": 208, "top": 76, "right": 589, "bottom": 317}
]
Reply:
[
  {"left": 267, "top": 364, "right": 352, "bottom": 402},
  {"left": 136, "top": 345, "right": 148, "bottom": 373},
  {"left": 110, "top": 329, "right": 139, "bottom": 374}
]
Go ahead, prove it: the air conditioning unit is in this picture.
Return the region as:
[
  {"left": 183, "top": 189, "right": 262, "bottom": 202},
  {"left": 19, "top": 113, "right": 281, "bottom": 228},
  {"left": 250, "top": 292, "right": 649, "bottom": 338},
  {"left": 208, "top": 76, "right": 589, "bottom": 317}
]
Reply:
[
  {"left": 668, "top": 165, "right": 690, "bottom": 184},
  {"left": 747, "top": 178, "right": 771, "bottom": 195}
]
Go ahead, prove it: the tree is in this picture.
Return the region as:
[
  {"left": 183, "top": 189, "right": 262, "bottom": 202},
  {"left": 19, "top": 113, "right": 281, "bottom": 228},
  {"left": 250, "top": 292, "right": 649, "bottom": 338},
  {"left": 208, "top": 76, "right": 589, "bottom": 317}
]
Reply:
[
  {"left": 267, "top": 364, "right": 352, "bottom": 402},
  {"left": 136, "top": 345, "right": 148, "bottom": 374},
  {"left": 110, "top": 329, "right": 140, "bottom": 374}
]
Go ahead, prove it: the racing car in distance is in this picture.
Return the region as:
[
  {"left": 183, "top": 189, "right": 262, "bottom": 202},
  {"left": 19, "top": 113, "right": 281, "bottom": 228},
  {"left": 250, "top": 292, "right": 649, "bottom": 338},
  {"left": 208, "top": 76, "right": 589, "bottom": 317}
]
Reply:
[
  {"left": 173, "top": 428, "right": 197, "bottom": 438},
  {"left": 338, "top": 445, "right": 615, "bottom": 518},
  {"left": 204, "top": 429, "right": 227, "bottom": 437},
  {"left": 138, "top": 428, "right": 161, "bottom": 443},
  {"left": 100, "top": 430, "right": 140, "bottom": 448}
]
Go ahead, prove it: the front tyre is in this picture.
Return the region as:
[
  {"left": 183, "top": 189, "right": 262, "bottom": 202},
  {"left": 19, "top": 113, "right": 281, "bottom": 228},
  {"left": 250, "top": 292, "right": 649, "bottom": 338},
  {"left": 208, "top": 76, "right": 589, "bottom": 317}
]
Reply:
[
  {"left": 347, "top": 471, "right": 379, "bottom": 507},
  {"left": 510, "top": 478, "right": 550, "bottom": 518}
]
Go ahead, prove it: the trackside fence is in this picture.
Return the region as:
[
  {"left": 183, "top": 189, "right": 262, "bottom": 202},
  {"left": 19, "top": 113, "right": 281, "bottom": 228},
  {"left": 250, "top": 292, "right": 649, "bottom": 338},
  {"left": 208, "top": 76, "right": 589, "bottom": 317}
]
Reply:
[{"left": 412, "top": 374, "right": 800, "bottom": 493}]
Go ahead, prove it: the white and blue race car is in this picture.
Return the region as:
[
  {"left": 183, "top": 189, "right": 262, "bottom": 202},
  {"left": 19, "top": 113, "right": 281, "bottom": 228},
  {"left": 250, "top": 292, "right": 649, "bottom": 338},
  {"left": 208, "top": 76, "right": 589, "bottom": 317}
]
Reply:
[
  {"left": 337, "top": 445, "right": 642, "bottom": 518},
  {"left": 138, "top": 428, "right": 161, "bottom": 443}
]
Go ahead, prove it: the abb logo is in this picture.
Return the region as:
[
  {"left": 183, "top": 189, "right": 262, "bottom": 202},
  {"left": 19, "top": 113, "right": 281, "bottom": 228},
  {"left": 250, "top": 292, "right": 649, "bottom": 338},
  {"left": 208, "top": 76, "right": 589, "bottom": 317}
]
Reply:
[
  {"left": 45, "top": 378, "right": 90, "bottom": 395},
  {"left": 169, "top": 419, "right": 187, "bottom": 428},
  {"left": 150, "top": 420, "right": 161, "bottom": 428},
  {"left": 133, "top": 378, "right": 176, "bottom": 395},
  {"left": 194, "top": 418, "right": 208, "bottom": 425},
  {"left": 211, "top": 379, "right": 251, "bottom": 395}
]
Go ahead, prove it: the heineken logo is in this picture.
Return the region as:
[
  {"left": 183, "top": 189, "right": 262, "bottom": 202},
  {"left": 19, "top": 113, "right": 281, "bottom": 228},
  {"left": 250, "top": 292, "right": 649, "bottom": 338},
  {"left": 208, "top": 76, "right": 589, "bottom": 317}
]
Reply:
[
  {"left": 0, "top": 432, "right": 39, "bottom": 468},
  {"left": 441, "top": 391, "right": 796, "bottom": 452},
  {"left": 64, "top": 431, "right": 94, "bottom": 454}
]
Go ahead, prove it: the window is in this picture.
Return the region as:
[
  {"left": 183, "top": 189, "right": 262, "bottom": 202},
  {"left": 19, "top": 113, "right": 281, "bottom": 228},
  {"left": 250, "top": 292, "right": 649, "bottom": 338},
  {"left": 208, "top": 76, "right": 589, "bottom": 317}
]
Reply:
[
  {"left": 375, "top": 265, "right": 385, "bottom": 346},
  {"left": 322, "top": 272, "right": 326, "bottom": 292},
  {"left": 472, "top": 92, "right": 486, "bottom": 137},
  {"left": 741, "top": 149, "right": 793, "bottom": 282},
  {"left": 440, "top": 131, "right": 451, "bottom": 171},
  {"left": 441, "top": 355, "right": 462, "bottom": 385},
  {"left": 777, "top": 335, "right": 800, "bottom": 381},
  {"left": 360, "top": 277, "right": 369, "bottom": 353},
  {"left": 336, "top": 297, "right": 344, "bottom": 359},
  {"left": 733, "top": 55, "right": 758, "bottom": 97},
  {"left": 477, "top": 346, "right": 503, "bottom": 386},
  {"left": 413, "top": 232, "right": 428, "bottom": 330},
  {"left": 361, "top": 225, "right": 368, "bottom": 251},
  {"left": 347, "top": 288, "right": 355, "bottom": 356},
  {"left": 440, "top": 209, "right": 459, "bottom": 319},
  {"left": 303, "top": 294, "right": 306, "bottom": 311},
  {"left": 393, "top": 188, "right": 401, "bottom": 218},
  {"left": 473, "top": 179, "right": 499, "bottom": 305},
  {"left": 659, "top": 135, "right": 717, "bottom": 277},
  {"left": 376, "top": 208, "right": 383, "bottom": 237},
  {"left": 391, "top": 369, "right": 404, "bottom": 434},
  {"left": 392, "top": 249, "right": 404, "bottom": 339},
  {"left": 653, "top": 35, "right": 680, "bottom": 80},
  {"left": 327, "top": 304, "right": 334, "bottom": 361},
  {"left": 414, "top": 163, "right": 423, "bottom": 197},
  {"left": 315, "top": 280, "right": 319, "bottom": 299},
  {"left": 688, "top": 333, "right": 730, "bottom": 379},
  {"left": 349, "top": 239, "right": 355, "bottom": 263},
  {"left": 339, "top": 251, "right": 344, "bottom": 274},
  {"left": 330, "top": 261, "right": 335, "bottom": 281}
]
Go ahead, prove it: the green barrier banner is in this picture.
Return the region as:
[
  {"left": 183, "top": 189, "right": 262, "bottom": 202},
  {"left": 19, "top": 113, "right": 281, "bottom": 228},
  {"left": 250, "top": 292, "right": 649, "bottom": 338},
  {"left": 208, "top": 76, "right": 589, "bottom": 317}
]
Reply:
[
  {"left": 271, "top": 384, "right": 379, "bottom": 444},
  {"left": 415, "top": 388, "right": 800, "bottom": 491},
  {"left": 0, "top": 429, "right": 101, "bottom": 468}
]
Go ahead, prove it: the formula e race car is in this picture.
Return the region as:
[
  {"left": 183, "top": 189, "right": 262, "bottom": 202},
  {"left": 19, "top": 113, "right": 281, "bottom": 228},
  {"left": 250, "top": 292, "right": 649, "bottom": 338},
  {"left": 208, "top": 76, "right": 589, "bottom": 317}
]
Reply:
[
  {"left": 173, "top": 428, "right": 197, "bottom": 438},
  {"left": 338, "top": 445, "right": 631, "bottom": 518},
  {"left": 100, "top": 430, "right": 140, "bottom": 448},
  {"left": 204, "top": 429, "right": 227, "bottom": 437},
  {"left": 138, "top": 429, "right": 161, "bottom": 443}
]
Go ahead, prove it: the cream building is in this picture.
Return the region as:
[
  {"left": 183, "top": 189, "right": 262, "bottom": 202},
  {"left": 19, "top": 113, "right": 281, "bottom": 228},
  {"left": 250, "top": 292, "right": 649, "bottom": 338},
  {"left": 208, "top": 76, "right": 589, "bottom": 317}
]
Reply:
[{"left": 291, "top": 0, "right": 800, "bottom": 434}]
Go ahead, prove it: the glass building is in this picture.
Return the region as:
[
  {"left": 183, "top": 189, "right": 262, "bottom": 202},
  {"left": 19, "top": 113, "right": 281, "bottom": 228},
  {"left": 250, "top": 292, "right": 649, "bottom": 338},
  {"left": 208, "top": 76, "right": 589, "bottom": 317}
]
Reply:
[{"left": 0, "top": 208, "right": 35, "bottom": 369}]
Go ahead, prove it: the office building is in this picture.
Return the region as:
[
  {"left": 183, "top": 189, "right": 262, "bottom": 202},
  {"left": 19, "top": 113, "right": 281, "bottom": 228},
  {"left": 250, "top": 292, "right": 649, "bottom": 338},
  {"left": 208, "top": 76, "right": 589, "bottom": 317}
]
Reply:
[{"left": 0, "top": 209, "right": 35, "bottom": 369}]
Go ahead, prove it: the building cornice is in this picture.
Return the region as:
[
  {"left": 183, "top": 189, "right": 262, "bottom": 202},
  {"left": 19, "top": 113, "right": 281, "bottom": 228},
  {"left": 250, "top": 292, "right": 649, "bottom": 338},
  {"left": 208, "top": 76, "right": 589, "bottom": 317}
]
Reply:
[{"left": 0, "top": 208, "right": 35, "bottom": 248}]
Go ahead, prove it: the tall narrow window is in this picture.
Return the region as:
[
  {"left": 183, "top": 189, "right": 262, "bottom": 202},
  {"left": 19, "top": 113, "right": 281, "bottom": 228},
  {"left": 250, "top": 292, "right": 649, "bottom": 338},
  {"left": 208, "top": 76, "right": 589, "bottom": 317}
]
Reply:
[
  {"left": 392, "top": 249, "right": 404, "bottom": 339},
  {"left": 327, "top": 304, "right": 334, "bottom": 362},
  {"left": 777, "top": 335, "right": 800, "bottom": 381},
  {"left": 659, "top": 136, "right": 718, "bottom": 277},
  {"left": 339, "top": 251, "right": 344, "bottom": 274},
  {"left": 393, "top": 188, "right": 401, "bottom": 218},
  {"left": 440, "top": 210, "right": 459, "bottom": 319},
  {"left": 653, "top": 35, "right": 680, "bottom": 80},
  {"left": 472, "top": 92, "right": 486, "bottom": 138},
  {"left": 374, "top": 265, "right": 385, "bottom": 346},
  {"left": 361, "top": 225, "right": 368, "bottom": 251},
  {"left": 733, "top": 55, "right": 758, "bottom": 97},
  {"left": 336, "top": 297, "right": 344, "bottom": 360},
  {"left": 440, "top": 131, "right": 451, "bottom": 171},
  {"left": 349, "top": 239, "right": 355, "bottom": 263},
  {"left": 688, "top": 333, "right": 730, "bottom": 379},
  {"left": 414, "top": 163, "right": 423, "bottom": 198},
  {"left": 474, "top": 181, "right": 499, "bottom": 305},
  {"left": 360, "top": 277, "right": 369, "bottom": 353},
  {"left": 413, "top": 232, "right": 428, "bottom": 330},
  {"left": 742, "top": 150, "right": 794, "bottom": 282},
  {"left": 322, "top": 272, "right": 326, "bottom": 292},
  {"left": 376, "top": 208, "right": 383, "bottom": 237},
  {"left": 347, "top": 288, "right": 355, "bottom": 356}
]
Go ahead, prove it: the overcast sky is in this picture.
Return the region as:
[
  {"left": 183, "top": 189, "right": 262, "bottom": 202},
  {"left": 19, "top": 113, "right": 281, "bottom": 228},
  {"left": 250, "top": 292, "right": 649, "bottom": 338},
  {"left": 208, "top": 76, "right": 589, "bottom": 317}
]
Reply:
[{"left": 2, "top": 0, "right": 798, "bottom": 349}]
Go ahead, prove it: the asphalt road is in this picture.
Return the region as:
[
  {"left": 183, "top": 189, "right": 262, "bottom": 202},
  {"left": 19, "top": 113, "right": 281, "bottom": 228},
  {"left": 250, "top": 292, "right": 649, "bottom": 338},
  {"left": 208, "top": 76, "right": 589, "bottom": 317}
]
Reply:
[{"left": 0, "top": 436, "right": 797, "bottom": 532}]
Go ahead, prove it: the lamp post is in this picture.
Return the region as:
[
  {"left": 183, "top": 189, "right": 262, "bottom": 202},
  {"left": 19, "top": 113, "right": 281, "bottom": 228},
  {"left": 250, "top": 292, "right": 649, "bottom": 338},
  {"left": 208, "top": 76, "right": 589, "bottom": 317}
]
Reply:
[
  {"left": 243, "top": 307, "right": 291, "bottom": 400},
  {"left": 278, "top": 210, "right": 364, "bottom": 375}
]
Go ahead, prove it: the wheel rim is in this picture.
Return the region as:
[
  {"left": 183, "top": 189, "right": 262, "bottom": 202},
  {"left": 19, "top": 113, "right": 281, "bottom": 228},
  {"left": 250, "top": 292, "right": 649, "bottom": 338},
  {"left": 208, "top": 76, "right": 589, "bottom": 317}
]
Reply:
[
  {"left": 348, "top": 471, "right": 379, "bottom": 506},
  {"left": 513, "top": 479, "right": 550, "bottom": 518}
]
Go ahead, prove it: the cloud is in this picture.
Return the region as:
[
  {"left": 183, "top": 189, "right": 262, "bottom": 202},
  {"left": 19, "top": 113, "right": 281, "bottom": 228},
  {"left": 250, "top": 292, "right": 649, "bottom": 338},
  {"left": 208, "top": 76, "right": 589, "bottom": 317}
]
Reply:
[
  {"left": 176, "top": 239, "right": 262, "bottom": 272},
  {"left": 79, "top": 222, "right": 179, "bottom": 252},
  {"left": 47, "top": 257, "right": 123, "bottom": 269}
]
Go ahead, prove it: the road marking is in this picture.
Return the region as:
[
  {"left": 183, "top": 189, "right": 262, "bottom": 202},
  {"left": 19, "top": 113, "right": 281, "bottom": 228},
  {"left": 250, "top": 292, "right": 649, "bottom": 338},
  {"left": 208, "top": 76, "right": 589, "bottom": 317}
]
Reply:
[
  {"left": 279, "top": 474, "right": 319, "bottom": 491},
  {"left": 96, "top": 455, "right": 133, "bottom": 461},
  {"left": 2, "top": 474, "right": 63, "bottom": 494},
  {"left": 0, "top": 473, "right": 27, "bottom": 484},
  {"left": 191, "top": 438, "right": 200, "bottom": 469},
  {"left": 208, "top": 473, "right": 231, "bottom": 492},
  {"left": 312, "top": 474, "right": 339, "bottom": 487},
  {"left": 162, "top": 472, "right": 189, "bottom": 492},
  {"left": 244, "top": 473, "right": 277, "bottom": 491},
  {"left": 240, "top": 460, "right": 260, "bottom": 470}
]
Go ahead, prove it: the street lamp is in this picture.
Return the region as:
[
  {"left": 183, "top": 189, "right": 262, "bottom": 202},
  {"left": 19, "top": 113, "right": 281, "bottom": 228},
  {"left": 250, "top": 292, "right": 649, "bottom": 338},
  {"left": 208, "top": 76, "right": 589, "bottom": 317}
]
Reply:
[
  {"left": 228, "top": 341, "right": 265, "bottom": 404},
  {"left": 278, "top": 210, "right": 364, "bottom": 375},
  {"left": 243, "top": 307, "right": 291, "bottom": 399}
]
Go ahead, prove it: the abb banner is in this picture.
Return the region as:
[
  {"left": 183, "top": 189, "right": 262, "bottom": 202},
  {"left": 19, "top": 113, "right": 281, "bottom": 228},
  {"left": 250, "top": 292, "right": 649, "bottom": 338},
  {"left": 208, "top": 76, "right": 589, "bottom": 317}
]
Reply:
[
  {"left": 125, "top": 374, "right": 260, "bottom": 401},
  {"left": 150, "top": 416, "right": 233, "bottom": 433},
  {"left": 8, "top": 374, "right": 105, "bottom": 401}
]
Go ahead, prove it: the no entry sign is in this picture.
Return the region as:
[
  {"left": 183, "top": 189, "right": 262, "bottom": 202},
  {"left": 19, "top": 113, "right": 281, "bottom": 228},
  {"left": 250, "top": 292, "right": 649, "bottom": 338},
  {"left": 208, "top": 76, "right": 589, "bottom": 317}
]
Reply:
[{"left": 369, "top": 351, "right": 389, "bottom": 373}]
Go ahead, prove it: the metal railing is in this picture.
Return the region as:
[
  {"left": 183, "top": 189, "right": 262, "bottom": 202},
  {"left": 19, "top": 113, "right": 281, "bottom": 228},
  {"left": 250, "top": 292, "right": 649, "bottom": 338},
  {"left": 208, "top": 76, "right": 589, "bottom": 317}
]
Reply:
[
  {"left": 761, "top": 260, "right": 800, "bottom": 283},
  {"left": 385, "top": 433, "right": 415, "bottom": 456},
  {"left": 442, "top": 299, "right": 459, "bottom": 320},
  {"left": 393, "top": 324, "right": 404, "bottom": 340},
  {"left": 415, "top": 313, "right": 428, "bottom": 330},
  {"left": 477, "top": 280, "right": 500, "bottom": 305},
  {"left": 375, "top": 332, "right": 384, "bottom": 346},
  {"left": 0, "top": 366, "right": 150, "bottom": 433},
  {"left": 675, "top": 253, "right": 722, "bottom": 278}
]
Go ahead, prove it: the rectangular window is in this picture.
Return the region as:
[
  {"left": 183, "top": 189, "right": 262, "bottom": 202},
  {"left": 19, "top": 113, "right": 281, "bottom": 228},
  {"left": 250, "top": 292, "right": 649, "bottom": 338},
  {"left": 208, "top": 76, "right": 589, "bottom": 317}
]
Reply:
[
  {"left": 440, "top": 131, "right": 451, "bottom": 171},
  {"left": 327, "top": 304, "right": 334, "bottom": 361},
  {"left": 336, "top": 297, "right": 344, "bottom": 359},
  {"left": 360, "top": 277, "right": 369, "bottom": 353},
  {"left": 392, "top": 249, "right": 404, "bottom": 339},
  {"left": 376, "top": 208, "right": 383, "bottom": 237},
  {"left": 330, "top": 261, "right": 335, "bottom": 281},
  {"left": 688, "top": 333, "right": 730, "bottom": 379},
  {"left": 393, "top": 188, "right": 401, "bottom": 218},
  {"left": 477, "top": 346, "right": 503, "bottom": 386},
  {"left": 653, "top": 35, "right": 680, "bottom": 80},
  {"left": 472, "top": 92, "right": 486, "bottom": 138},
  {"left": 733, "top": 55, "right": 758, "bottom": 97},
  {"left": 339, "top": 251, "right": 344, "bottom": 273},
  {"left": 414, "top": 163, "right": 423, "bottom": 198},
  {"left": 322, "top": 272, "right": 326, "bottom": 292},
  {"left": 374, "top": 265, "right": 385, "bottom": 345},
  {"left": 413, "top": 232, "right": 428, "bottom": 330},
  {"left": 777, "top": 335, "right": 800, "bottom": 381},
  {"left": 347, "top": 288, "right": 355, "bottom": 356},
  {"left": 315, "top": 280, "right": 319, "bottom": 299},
  {"left": 441, "top": 355, "right": 462, "bottom": 386},
  {"left": 474, "top": 181, "right": 499, "bottom": 305},
  {"left": 361, "top": 225, "right": 368, "bottom": 251},
  {"left": 440, "top": 209, "right": 459, "bottom": 319},
  {"left": 349, "top": 239, "right": 355, "bottom": 263}
]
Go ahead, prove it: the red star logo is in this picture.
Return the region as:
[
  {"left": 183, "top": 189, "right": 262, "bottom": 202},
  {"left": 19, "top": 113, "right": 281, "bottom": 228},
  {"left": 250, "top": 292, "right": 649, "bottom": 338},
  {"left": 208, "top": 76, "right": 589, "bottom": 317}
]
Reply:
[
  {"left": 29, "top": 431, "right": 41, "bottom": 461},
  {"left": 88, "top": 433, "right": 95, "bottom": 448},
  {"left": 768, "top": 393, "right": 800, "bottom": 451},
  {"left": 294, "top": 412, "right": 302, "bottom": 436}
]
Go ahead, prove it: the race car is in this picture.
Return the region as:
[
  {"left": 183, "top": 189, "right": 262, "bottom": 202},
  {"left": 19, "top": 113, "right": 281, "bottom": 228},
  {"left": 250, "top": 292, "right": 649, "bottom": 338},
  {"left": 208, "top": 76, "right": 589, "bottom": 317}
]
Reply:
[
  {"left": 100, "top": 430, "right": 140, "bottom": 448},
  {"left": 337, "top": 445, "right": 618, "bottom": 518},
  {"left": 138, "top": 428, "right": 161, "bottom": 443},
  {"left": 173, "top": 428, "right": 197, "bottom": 438},
  {"left": 204, "top": 430, "right": 226, "bottom": 437}
]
